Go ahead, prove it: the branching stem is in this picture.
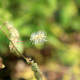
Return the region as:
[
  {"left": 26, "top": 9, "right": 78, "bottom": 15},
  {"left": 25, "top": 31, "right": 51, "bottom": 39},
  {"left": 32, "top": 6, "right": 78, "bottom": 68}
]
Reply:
[{"left": 0, "top": 19, "right": 43, "bottom": 80}]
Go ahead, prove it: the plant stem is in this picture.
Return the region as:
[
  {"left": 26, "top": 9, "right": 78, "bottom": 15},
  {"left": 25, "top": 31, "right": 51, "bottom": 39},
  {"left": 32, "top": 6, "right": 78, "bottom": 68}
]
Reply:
[
  {"left": 0, "top": 25, "right": 25, "bottom": 59},
  {"left": 0, "top": 25, "right": 42, "bottom": 80}
]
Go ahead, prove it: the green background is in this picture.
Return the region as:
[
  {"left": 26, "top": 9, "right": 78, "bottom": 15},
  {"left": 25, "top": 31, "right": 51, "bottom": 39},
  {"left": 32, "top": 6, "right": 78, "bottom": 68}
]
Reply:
[{"left": 0, "top": 0, "right": 80, "bottom": 80}]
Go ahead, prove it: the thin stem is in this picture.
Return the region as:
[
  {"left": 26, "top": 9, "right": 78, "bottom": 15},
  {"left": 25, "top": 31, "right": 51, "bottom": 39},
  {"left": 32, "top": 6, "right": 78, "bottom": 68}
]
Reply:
[
  {"left": 16, "top": 40, "right": 30, "bottom": 42},
  {"left": 0, "top": 25, "right": 26, "bottom": 59},
  {"left": 0, "top": 25, "right": 10, "bottom": 39}
]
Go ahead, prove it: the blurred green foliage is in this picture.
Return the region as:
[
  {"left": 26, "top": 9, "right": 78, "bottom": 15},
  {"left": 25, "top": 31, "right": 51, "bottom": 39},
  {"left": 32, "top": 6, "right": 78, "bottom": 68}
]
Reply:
[{"left": 0, "top": 0, "right": 80, "bottom": 66}]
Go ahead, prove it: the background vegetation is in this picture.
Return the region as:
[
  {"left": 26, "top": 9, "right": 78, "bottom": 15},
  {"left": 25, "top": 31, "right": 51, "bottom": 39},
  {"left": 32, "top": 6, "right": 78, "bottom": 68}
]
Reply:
[{"left": 0, "top": 0, "right": 80, "bottom": 80}]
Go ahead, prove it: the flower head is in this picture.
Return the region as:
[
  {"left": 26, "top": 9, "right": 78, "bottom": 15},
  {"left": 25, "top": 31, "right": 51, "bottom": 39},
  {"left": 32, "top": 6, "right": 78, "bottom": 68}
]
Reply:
[{"left": 30, "top": 31, "right": 47, "bottom": 44}]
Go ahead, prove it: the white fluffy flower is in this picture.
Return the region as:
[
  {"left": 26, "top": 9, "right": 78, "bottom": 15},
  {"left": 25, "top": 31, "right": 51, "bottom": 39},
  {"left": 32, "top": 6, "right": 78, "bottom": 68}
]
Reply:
[{"left": 30, "top": 31, "right": 47, "bottom": 44}]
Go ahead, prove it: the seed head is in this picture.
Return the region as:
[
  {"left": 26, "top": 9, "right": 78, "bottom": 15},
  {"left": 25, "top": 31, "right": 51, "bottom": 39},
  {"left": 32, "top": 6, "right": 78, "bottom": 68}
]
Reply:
[
  {"left": 30, "top": 31, "right": 47, "bottom": 44},
  {"left": 5, "top": 21, "right": 20, "bottom": 52}
]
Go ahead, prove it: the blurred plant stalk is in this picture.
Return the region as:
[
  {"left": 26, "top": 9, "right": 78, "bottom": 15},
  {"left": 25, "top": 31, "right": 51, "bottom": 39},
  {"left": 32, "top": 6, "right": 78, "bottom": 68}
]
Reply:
[{"left": 0, "top": 20, "right": 44, "bottom": 80}]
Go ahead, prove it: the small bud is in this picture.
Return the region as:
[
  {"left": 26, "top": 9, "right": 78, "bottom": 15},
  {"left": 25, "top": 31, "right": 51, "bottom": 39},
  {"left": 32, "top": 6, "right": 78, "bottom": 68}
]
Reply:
[
  {"left": 2, "top": 64, "right": 5, "bottom": 68},
  {"left": 0, "top": 57, "right": 5, "bottom": 69}
]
